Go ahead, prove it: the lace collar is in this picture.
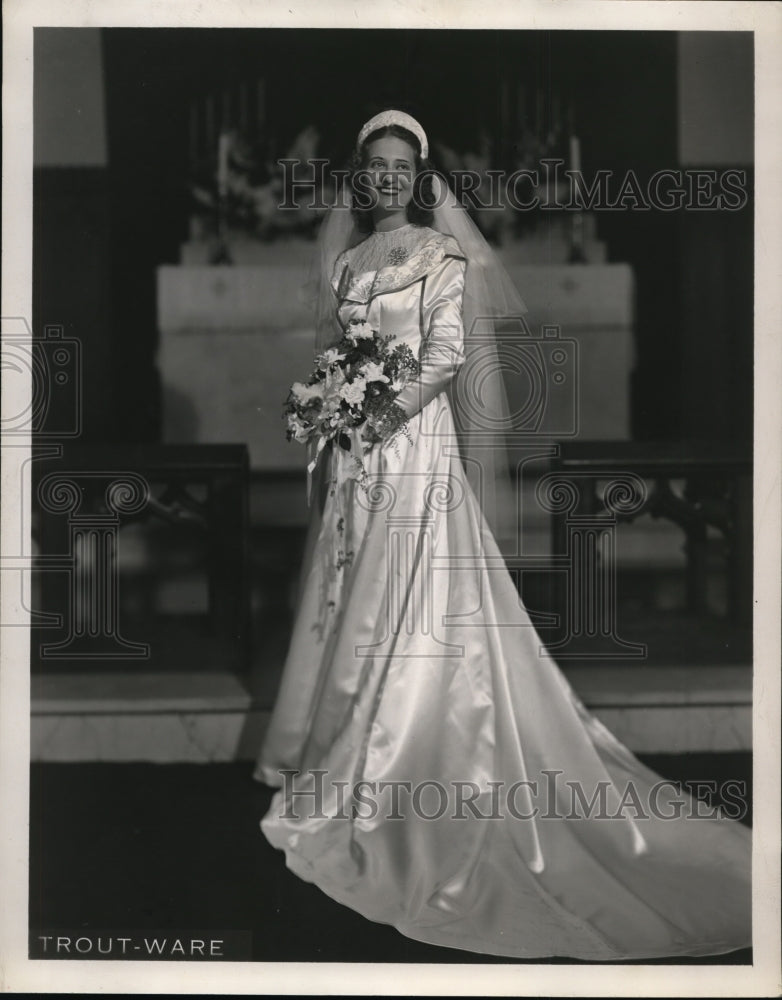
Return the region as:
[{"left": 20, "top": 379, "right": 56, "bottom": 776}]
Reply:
[{"left": 331, "top": 231, "right": 465, "bottom": 304}]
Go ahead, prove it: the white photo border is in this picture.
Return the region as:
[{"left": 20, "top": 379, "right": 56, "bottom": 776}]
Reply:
[{"left": 2, "top": 1, "right": 780, "bottom": 995}]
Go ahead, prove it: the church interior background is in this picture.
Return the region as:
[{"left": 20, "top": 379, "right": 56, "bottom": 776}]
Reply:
[{"left": 29, "top": 27, "right": 753, "bottom": 765}]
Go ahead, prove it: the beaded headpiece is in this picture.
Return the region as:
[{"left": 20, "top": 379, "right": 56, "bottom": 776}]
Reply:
[{"left": 356, "top": 110, "right": 429, "bottom": 160}]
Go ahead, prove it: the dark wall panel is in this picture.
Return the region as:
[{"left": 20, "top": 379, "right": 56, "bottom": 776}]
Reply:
[{"left": 33, "top": 168, "right": 114, "bottom": 442}]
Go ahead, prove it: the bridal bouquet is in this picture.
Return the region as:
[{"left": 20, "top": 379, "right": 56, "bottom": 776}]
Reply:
[{"left": 284, "top": 319, "right": 420, "bottom": 487}]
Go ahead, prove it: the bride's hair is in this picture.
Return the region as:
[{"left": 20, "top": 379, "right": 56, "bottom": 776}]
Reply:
[{"left": 350, "top": 124, "right": 435, "bottom": 233}]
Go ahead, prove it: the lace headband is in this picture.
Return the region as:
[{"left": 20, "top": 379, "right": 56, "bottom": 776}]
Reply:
[{"left": 356, "top": 110, "right": 429, "bottom": 160}]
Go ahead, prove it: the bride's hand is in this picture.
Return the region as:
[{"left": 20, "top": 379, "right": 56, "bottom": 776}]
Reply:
[{"left": 361, "top": 421, "right": 382, "bottom": 446}]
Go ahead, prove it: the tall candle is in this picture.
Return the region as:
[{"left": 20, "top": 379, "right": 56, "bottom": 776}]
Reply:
[
  {"left": 218, "top": 131, "right": 231, "bottom": 199},
  {"left": 257, "top": 78, "right": 266, "bottom": 129},
  {"left": 499, "top": 79, "right": 509, "bottom": 163},
  {"left": 516, "top": 83, "right": 526, "bottom": 130},
  {"left": 205, "top": 94, "right": 215, "bottom": 148},
  {"left": 189, "top": 100, "right": 198, "bottom": 166},
  {"left": 239, "top": 82, "right": 248, "bottom": 133},
  {"left": 569, "top": 135, "right": 581, "bottom": 175}
]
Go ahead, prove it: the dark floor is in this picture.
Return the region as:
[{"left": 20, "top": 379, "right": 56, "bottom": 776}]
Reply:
[{"left": 29, "top": 754, "right": 752, "bottom": 965}]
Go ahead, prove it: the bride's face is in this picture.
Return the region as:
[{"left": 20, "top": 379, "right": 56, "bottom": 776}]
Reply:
[{"left": 363, "top": 135, "right": 417, "bottom": 214}]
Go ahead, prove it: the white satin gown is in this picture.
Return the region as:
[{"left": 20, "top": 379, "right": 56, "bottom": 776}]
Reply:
[{"left": 255, "top": 226, "right": 752, "bottom": 960}]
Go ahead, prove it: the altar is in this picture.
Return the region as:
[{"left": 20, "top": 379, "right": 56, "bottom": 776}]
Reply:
[{"left": 156, "top": 249, "right": 635, "bottom": 472}]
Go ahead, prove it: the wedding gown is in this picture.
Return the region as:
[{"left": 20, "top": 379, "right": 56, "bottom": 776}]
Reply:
[{"left": 255, "top": 224, "right": 752, "bottom": 961}]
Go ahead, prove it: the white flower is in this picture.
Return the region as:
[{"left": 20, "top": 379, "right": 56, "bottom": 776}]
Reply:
[
  {"left": 391, "top": 374, "right": 411, "bottom": 392},
  {"left": 287, "top": 412, "right": 313, "bottom": 443},
  {"left": 316, "top": 348, "right": 346, "bottom": 370},
  {"left": 322, "top": 367, "right": 347, "bottom": 412},
  {"left": 360, "top": 361, "right": 389, "bottom": 384},
  {"left": 290, "top": 381, "right": 324, "bottom": 404},
  {"left": 340, "top": 377, "right": 367, "bottom": 407},
  {"left": 325, "top": 366, "right": 346, "bottom": 390},
  {"left": 346, "top": 320, "right": 375, "bottom": 343}
]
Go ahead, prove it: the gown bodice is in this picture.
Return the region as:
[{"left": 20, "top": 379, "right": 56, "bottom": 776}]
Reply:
[{"left": 332, "top": 227, "right": 467, "bottom": 360}]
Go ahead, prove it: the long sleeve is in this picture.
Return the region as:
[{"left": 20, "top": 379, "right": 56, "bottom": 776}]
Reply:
[{"left": 394, "top": 255, "right": 467, "bottom": 420}]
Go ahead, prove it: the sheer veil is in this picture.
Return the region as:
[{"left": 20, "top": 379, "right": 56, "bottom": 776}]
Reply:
[
  {"left": 426, "top": 172, "right": 528, "bottom": 549},
  {"left": 296, "top": 149, "right": 529, "bottom": 587}
]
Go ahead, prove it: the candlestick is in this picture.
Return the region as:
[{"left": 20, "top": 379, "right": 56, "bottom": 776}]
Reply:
[
  {"left": 239, "top": 82, "right": 248, "bottom": 133},
  {"left": 212, "top": 129, "right": 233, "bottom": 266},
  {"left": 205, "top": 94, "right": 215, "bottom": 149},
  {"left": 217, "top": 131, "right": 231, "bottom": 199},
  {"left": 569, "top": 212, "right": 586, "bottom": 264},
  {"left": 569, "top": 135, "right": 581, "bottom": 176},
  {"left": 499, "top": 78, "right": 510, "bottom": 166},
  {"left": 535, "top": 88, "right": 543, "bottom": 138},
  {"left": 568, "top": 135, "right": 585, "bottom": 263},
  {"left": 257, "top": 78, "right": 266, "bottom": 130},
  {"left": 189, "top": 100, "right": 198, "bottom": 168},
  {"left": 516, "top": 83, "right": 526, "bottom": 131}
]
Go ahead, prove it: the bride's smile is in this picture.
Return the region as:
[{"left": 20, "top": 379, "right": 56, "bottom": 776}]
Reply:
[{"left": 363, "top": 135, "right": 416, "bottom": 220}]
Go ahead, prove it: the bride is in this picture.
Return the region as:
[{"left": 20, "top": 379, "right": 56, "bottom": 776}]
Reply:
[{"left": 254, "top": 110, "right": 751, "bottom": 960}]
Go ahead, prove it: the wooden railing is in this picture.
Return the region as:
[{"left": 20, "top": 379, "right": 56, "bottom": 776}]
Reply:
[
  {"left": 538, "top": 440, "right": 752, "bottom": 659},
  {"left": 31, "top": 444, "right": 251, "bottom": 672}
]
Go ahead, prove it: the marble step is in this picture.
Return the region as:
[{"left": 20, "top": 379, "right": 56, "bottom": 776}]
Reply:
[{"left": 31, "top": 664, "right": 751, "bottom": 762}]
